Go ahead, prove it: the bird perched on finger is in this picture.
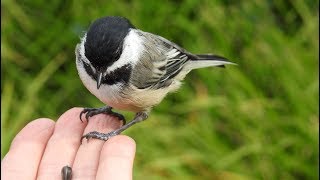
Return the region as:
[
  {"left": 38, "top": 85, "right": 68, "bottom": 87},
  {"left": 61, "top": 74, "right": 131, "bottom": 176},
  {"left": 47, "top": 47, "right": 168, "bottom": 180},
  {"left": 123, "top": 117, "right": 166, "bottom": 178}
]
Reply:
[{"left": 75, "top": 16, "right": 236, "bottom": 141}]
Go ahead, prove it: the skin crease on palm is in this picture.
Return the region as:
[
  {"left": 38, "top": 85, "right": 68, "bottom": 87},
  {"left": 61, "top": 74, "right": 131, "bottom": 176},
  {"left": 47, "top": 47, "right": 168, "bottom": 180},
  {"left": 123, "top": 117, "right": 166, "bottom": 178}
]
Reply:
[{"left": 1, "top": 108, "right": 136, "bottom": 180}]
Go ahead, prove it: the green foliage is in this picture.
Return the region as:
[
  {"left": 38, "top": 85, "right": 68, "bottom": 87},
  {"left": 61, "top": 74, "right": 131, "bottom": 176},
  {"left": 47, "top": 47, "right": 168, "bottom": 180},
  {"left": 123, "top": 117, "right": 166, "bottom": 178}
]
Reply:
[{"left": 2, "top": 0, "right": 318, "bottom": 179}]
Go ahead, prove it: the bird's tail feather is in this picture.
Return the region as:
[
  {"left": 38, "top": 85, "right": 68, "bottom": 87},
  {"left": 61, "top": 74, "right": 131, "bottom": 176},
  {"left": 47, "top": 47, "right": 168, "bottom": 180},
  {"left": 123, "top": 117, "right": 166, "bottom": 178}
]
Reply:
[
  {"left": 195, "top": 54, "right": 229, "bottom": 61},
  {"left": 185, "top": 54, "right": 236, "bottom": 70}
]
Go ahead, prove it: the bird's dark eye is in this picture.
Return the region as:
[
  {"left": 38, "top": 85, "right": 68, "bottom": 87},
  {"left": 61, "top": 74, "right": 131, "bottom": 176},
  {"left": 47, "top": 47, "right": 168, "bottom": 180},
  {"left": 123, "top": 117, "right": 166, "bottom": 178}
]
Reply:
[
  {"left": 82, "top": 60, "right": 97, "bottom": 80},
  {"left": 82, "top": 61, "right": 90, "bottom": 68}
]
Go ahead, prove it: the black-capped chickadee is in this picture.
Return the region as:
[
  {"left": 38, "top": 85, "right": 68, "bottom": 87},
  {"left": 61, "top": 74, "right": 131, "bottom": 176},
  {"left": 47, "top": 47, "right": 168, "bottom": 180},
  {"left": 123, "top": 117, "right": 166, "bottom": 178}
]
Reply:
[{"left": 75, "top": 16, "right": 235, "bottom": 141}]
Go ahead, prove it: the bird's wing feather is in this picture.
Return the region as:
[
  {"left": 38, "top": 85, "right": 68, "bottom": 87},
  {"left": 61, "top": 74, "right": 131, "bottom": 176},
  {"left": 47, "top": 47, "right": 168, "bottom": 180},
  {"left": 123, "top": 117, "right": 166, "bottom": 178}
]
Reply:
[
  {"left": 130, "top": 31, "right": 193, "bottom": 89},
  {"left": 130, "top": 30, "right": 233, "bottom": 89}
]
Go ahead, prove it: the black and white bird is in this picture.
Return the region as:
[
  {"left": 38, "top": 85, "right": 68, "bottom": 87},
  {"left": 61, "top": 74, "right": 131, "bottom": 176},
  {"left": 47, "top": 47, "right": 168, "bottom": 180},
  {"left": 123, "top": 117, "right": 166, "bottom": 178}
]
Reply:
[{"left": 75, "top": 16, "right": 235, "bottom": 141}]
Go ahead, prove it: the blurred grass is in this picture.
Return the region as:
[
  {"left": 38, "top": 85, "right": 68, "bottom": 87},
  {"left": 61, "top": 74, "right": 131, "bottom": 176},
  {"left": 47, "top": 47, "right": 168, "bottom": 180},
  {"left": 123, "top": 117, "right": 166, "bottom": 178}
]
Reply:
[{"left": 1, "top": 0, "right": 318, "bottom": 179}]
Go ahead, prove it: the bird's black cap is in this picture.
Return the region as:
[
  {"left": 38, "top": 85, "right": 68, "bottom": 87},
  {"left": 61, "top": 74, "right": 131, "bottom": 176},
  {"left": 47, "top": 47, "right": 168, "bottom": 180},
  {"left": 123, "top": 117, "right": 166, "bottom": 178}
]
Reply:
[{"left": 84, "top": 16, "right": 135, "bottom": 69}]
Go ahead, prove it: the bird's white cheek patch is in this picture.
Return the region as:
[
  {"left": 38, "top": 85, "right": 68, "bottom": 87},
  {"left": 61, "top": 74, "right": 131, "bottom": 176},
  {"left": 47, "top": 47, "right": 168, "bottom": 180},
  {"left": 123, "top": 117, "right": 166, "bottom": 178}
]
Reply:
[{"left": 107, "top": 29, "right": 144, "bottom": 73}]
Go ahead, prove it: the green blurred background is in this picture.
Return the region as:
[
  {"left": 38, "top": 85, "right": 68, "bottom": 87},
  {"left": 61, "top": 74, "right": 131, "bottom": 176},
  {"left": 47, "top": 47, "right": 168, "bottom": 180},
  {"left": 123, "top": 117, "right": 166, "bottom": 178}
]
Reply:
[{"left": 1, "top": 0, "right": 319, "bottom": 179}]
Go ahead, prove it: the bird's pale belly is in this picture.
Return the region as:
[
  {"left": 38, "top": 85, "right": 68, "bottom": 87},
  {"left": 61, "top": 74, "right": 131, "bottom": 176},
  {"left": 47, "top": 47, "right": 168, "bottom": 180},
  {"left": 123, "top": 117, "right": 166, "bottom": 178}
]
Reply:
[
  {"left": 91, "top": 83, "right": 178, "bottom": 112},
  {"left": 88, "top": 84, "right": 143, "bottom": 112},
  {"left": 101, "top": 95, "right": 144, "bottom": 112},
  {"left": 79, "top": 67, "right": 181, "bottom": 112}
]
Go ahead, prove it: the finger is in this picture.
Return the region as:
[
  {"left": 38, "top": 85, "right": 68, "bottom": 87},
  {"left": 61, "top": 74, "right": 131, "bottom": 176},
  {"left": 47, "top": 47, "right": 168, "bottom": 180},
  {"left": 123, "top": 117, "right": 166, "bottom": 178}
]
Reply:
[
  {"left": 1, "top": 118, "right": 55, "bottom": 180},
  {"left": 72, "top": 113, "right": 123, "bottom": 180},
  {"left": 96, "top": 135, "right": 136, "bottom": 180},
  {"left": 37, "top": 108, "right": 87, "bottom": 180}
]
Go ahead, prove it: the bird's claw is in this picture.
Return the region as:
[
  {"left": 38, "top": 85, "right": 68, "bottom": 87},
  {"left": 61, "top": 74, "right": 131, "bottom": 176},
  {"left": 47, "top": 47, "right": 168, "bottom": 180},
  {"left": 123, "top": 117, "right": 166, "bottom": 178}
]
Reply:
[
  {"left": 79, "top": 108, "right": 92, "bottom": 122},
  {"left": 79, "top": 107, "right": 126, "bottom": 124}
]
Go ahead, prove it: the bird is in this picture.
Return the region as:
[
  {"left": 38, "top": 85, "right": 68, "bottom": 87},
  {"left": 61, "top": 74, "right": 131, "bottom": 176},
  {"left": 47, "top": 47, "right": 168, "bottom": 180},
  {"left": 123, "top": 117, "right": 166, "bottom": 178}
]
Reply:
[{"left": 75, "top": 16, "right": 235, "bottom": 141}]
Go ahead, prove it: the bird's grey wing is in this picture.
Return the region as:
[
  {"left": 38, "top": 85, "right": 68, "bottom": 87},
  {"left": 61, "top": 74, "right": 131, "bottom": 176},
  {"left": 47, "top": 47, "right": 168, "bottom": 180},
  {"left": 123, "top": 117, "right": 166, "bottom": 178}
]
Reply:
[{"left": 131, "top": 31, "right": 193, "bottom": 89}]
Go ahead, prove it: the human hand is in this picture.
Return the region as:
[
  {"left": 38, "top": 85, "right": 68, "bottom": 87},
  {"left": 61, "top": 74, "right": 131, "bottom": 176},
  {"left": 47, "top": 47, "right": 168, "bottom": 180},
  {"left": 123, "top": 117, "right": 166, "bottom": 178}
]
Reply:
[{"left": 2, "top": 108, "right": 136, "bottom": 180}]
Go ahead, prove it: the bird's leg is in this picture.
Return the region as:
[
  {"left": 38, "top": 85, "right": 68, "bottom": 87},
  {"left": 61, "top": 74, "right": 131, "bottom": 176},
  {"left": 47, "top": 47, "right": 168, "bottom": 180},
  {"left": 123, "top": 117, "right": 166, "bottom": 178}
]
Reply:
[
  {"left": 80, "top": 106, "right": 126, "bottom": 124},
  {"left": 81, "top": 112, "right": 148, "bottom": 142}
]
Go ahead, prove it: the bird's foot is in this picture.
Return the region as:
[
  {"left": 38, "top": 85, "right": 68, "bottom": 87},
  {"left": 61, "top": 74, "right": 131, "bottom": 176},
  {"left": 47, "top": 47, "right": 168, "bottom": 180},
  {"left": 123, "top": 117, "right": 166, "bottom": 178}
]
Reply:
[
  {"left": 81, "top": 130, "right": 120, "bottom": 142},
  {"left": 79, "top": 106, "right": 126, "bottom": 124},
  {"left": 80, "top": 111, "right": 149, "bottom": 143}
]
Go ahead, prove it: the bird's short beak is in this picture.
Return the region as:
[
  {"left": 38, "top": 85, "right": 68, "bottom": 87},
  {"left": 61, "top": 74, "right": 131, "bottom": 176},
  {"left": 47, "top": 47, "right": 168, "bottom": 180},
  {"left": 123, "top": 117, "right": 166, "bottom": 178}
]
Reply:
[{"left": 97, "top": 72, "right": 103, "bottom": 89}]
